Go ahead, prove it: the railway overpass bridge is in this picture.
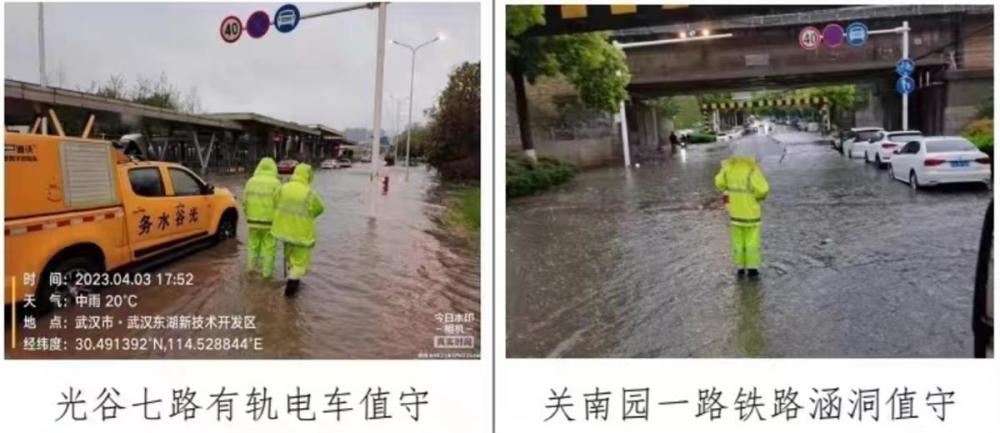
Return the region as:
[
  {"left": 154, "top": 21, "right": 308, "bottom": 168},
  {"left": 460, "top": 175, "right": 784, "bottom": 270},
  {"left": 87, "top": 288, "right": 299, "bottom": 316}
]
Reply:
[{"left": 612, "top": 5, "right": 993, "bottom": 149}]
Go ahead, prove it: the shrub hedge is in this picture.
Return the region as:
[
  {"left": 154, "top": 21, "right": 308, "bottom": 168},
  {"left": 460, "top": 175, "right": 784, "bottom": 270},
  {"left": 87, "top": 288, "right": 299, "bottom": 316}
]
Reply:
[{"left": 507, "top": 153, "right": 580, "bottom": 198}]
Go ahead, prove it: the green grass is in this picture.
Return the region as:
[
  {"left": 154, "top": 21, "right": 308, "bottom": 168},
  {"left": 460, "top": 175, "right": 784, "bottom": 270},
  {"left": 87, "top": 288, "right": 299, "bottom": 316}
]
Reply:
[
  {"left": 507, "top": 152, "right": 580, "bottom": 198},
  {"left": 445, "top": 185, "right": 480, "bottom": 237}
]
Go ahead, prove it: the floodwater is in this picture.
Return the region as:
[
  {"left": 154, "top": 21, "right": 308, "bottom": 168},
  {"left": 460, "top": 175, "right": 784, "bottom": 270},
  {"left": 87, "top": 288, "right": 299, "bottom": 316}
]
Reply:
[
  {"left": 507, "top": 128, "right": 991, "bottom": 358},
  {"left": 7, "top": 164, "right": 480, "bottom": 359}
]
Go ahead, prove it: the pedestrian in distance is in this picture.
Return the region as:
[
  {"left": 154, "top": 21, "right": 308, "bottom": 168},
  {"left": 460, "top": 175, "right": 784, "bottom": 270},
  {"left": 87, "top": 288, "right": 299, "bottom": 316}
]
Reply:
[
  {"left": 669, "top": 131, "right": 680, "bottom": 149},
  {"left": 714, "top": 143, "right": 770, "bottom": 278},
  {"left": 243, "top": 157, "right": 282, "bottom": 279},
  {"left": 271, "top": 163, "right": 325, "bottom": 296}
]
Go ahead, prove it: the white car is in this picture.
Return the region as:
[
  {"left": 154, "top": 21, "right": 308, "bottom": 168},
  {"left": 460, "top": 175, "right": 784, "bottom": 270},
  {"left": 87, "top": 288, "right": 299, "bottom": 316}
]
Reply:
[
  {"left": 843, "top": 127, "right": 884, "bottom": 158},
  {"left": 320, "top": 159, "right": 340, "bottom": 169},
  {"left": 806, "top": 122, "right": 819, "bottom": 132},
  {"left": 718, "top": 130, "right": 740, "bottom": 142},
  {"left": 889, "top": 136, "right": 991, "bottom": 189},
  {"left": 865, "top": 130, "right": 923, "bottom": 168}
]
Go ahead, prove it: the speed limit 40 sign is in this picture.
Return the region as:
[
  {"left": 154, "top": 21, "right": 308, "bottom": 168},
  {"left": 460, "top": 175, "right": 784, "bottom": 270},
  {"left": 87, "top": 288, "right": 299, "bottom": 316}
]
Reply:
[
  {"left": 220, "top": 15, "right": 243, "bottom": 44},
  {"left": 799, "top": 26, "right": 821, "bottom": 50}
]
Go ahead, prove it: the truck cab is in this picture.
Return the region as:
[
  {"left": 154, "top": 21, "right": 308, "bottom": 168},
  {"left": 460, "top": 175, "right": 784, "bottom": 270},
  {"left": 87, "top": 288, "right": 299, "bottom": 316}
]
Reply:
[{"left": 5, "top": 132, "right": 239, "bottom": 314}]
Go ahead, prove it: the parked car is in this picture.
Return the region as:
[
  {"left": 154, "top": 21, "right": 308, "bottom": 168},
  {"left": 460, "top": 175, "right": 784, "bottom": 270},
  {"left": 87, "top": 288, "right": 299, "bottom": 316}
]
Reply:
[
  {"left": 842, "top": 127, "right": 884, "bottom": 158},
  {"left": 277, "top": 159, "right": 298, "bottom": 174},
  {"left": 337, "top": 158, "right": 353, "bottom": 168},
  {"left": 865, "top": 130, "right": 923, "bottom": 168},
  {"left": 719, "top": 130, "right": 741, "bottom": 142},
  {"left": 320, "top": 159, "right": 340, "bottom": 169},
  {"left": 806, "top": 122, "right": 819, "bottom": 132},
  {"left": 889, "top": 136, "right": 991, "bottom": 189}
]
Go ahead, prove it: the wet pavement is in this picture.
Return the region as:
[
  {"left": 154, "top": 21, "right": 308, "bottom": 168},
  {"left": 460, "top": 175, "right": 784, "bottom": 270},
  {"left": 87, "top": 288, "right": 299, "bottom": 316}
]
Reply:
[
  {"left": 8, "top": 164, "right": 480, "bottom": 359},
  {"left": 507, "top": 128, "right": 991, "bottom": 358}
]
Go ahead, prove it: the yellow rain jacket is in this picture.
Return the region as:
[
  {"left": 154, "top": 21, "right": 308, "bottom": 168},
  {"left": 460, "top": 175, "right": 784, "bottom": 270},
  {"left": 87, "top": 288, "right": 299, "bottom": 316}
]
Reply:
[
  {"left": 242, "top": 158, "right": 282, "bottom": 228},
  {"left": 714, "top": 157, "right": 769, "bottom": 226},
  {"left": 271, "top": 164, "right": 325, "bottom": 247}
]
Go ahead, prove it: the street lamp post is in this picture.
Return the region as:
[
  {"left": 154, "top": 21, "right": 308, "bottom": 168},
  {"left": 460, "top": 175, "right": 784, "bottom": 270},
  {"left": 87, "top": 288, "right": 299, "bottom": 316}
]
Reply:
[
  {"left": 392, "top": 35, "right": 440, "bottom": 180},
  {"left": 388, "top": 94, "right": 407, "bottom": 161}
]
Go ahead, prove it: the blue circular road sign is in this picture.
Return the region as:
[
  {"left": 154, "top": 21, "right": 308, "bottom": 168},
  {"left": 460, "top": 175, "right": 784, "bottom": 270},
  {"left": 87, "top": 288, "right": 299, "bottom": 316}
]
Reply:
[
  {"left": 246, "top": 10, "right": 270, "bottom": 39},
  {"left": 274, "top": 4, "right": 301, "bottom": 33},
  {"left": 896, "top": 76, "right": 916, "bottom": 95},
  {"left": 846, "top": 22, "right": 868, "bottom": 46},
  {"left": 896, "top": 58, "right": 915, "bottom": 76}
]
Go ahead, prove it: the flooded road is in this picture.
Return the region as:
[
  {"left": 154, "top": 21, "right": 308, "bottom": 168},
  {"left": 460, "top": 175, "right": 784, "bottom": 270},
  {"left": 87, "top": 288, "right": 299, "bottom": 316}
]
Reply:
[
  {"left": 8, "top": 164, "right": 480, "bottom": 359},
  {"left": 507, "top": 129, "right": 990, "bottom": 358}
]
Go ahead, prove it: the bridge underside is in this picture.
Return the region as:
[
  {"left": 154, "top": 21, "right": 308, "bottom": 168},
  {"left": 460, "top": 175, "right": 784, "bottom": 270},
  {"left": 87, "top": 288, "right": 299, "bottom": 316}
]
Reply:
[{"left": 627, "top": 60, "right": 946, "bottom": 98}]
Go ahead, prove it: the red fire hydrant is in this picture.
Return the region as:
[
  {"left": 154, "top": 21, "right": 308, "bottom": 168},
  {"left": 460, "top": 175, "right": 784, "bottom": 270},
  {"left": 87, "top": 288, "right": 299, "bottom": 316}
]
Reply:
[{"left": 382, "top": 175, "right": 390, "bottom": 195}]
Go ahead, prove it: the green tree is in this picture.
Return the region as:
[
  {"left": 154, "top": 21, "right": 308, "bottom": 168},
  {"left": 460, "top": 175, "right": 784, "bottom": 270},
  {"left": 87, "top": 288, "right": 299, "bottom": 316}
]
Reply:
[
  {"left": 644, "top": 96, "right": 679, "bottom": 119},
  {"left": 670, "top": 96, "right": 704, "bottom": 129},
  {"left": 84, "top": 72, "right": 200, "bottom": 113},
  {"left": 976, "top": 89, "right": 993, "bottom": 119},
  {"left": 393, "top": 124, "right": 430, "bottom": 158},
  {"left": 426, "top": 62, "right": 480, "bottom": 180},
  {"left": 805, "top": 84, "right": 859, "bottom": 109},
  {"left": 507, "top": 5, "right": 630, "bottom": 162},
  {"left": 696, "top": 91, "right": 733, "bottom": 110}
]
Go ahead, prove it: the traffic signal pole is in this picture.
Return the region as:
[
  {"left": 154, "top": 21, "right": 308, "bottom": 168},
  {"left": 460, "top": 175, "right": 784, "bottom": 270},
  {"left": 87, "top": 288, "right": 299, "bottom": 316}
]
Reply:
[
  {"left": 869, "top": 21, "right": 911, "bottom": 130},
  {"left": 284, "top": 2, "right": 386, "bottom": 218}
]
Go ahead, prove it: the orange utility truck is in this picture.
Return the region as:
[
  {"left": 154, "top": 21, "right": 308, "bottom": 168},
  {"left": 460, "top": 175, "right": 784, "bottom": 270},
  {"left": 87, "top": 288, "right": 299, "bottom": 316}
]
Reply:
[{"left": 5, "top": 132, "right": 239, "bottom": 314}]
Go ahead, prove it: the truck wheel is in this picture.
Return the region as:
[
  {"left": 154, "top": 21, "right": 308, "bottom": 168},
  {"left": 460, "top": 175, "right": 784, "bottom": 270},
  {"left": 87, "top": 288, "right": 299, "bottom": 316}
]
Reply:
[
  {"left": 30, "top": 256, "right": 101, "bottom": 316},
  {"left": 215, "top": 212, "right": 238, "bottom": 243}
]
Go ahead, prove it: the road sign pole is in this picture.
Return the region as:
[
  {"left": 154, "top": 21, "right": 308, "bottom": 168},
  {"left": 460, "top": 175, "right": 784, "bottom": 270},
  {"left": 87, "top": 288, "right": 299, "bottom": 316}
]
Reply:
[
  {"left": 901, "top": 20, "right": 910, "bottom": 131},
  {"left": 369, "top": 2, "right": 387, "bottom": 218}
]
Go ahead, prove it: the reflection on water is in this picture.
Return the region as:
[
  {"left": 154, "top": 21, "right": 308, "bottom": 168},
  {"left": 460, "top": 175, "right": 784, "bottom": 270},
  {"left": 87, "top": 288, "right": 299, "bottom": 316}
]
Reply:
[
  {"left": 508, "top": 132, "right": 989, "bottom": 358},
  {"left": 7, "top": 164, "right": 480, "bottom": 359}
]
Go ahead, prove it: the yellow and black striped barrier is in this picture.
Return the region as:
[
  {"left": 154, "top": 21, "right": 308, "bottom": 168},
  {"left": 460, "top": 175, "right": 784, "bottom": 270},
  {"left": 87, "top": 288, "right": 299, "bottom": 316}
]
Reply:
[
  {"left": 700, "top": 97, "right": 831, "bottom": 130},
  {"left": 700, "top": 97, "right": 830, "bottom": 111},
  {"left": 557, "top": 4, "right": 688, "bottom": 20}
]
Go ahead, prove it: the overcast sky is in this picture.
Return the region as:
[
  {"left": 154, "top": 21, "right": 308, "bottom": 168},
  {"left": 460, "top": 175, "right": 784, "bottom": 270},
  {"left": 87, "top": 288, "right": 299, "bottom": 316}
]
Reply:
[{"left": 4, "top": 2, "right": 480, "bottom": 131}]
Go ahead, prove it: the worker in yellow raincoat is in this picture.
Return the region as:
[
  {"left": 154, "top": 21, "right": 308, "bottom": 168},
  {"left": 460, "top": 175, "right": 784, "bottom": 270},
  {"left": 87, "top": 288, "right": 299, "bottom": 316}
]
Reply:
[
  {"left": 271, "top": 163, "right": 325, "bottom": 295},
  {"left": 243, "top": 157, "right": 282, "bottom": 279},
  {"left": 715, "top": 151, "right": 770, "bottom": 277}
]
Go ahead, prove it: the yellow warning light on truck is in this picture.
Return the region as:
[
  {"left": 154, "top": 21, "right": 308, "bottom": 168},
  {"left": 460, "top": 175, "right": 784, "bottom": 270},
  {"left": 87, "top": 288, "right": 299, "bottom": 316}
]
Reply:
[{"left": 4, "top": 132, "right": 239, "bottom": 314}]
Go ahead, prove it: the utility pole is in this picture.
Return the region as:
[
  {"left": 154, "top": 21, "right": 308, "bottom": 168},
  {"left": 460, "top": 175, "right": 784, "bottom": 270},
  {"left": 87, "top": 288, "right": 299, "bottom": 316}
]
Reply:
[
  {"left": 38, "top": 2, "right": 47, "bottom": 87},
  {"left": 368, "top": 2, "right": 387, "bottom": 217},
  {"left": 392, "top": 34, "right": 441, "bottom": 180}
]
